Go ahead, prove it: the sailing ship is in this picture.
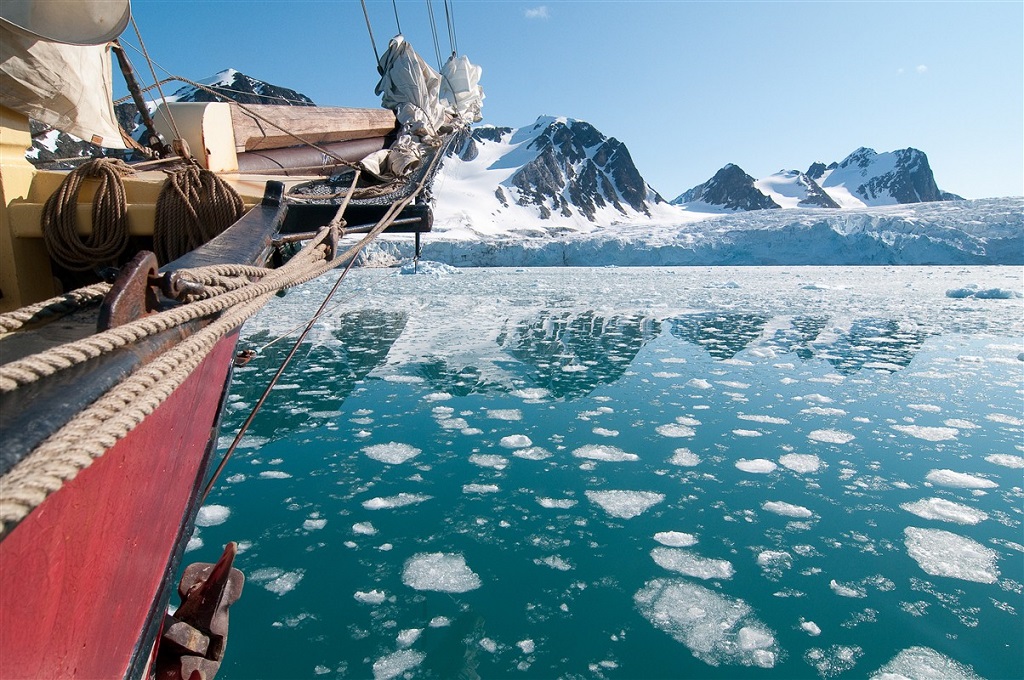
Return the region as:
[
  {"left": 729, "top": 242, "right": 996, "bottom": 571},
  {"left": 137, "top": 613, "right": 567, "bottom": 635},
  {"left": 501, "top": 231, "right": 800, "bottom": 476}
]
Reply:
[{"left": 0, "top": 1, "right": 482, "bottom": 677}]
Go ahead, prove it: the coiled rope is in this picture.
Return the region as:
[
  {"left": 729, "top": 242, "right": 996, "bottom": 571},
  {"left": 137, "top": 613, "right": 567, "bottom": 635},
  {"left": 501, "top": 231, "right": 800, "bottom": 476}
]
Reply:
[
  {"left": 154, "top": 162, "right": 245, "bottom": 264},
  {"left": 41, "top": 158, "right": 134, "bottom": 271}
]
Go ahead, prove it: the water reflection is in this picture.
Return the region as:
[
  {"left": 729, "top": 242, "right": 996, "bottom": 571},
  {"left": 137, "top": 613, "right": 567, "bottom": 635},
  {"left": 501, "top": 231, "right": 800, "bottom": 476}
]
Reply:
[
  {"left": 813, "top": 317, "right": 930, "bottom": 374},
  {"left": 768, "top": 315, "right": 829, "bottom": 361},
  {"left": 667, "top": 313, "right": 770, "bottom": 360},
  {"left": 231, "top": 309, "right": 407, "bottom": 435},
  {"left": 498, "top": 310, "right": 661, "bottom": 399}
]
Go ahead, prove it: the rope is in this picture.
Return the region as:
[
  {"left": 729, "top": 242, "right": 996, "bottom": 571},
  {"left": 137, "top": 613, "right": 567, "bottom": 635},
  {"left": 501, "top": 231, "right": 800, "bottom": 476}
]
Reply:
[
  {"left": 0, "top": 283, "right": 111, "bottom": 334},
  {"left": 41, "top": 158, "right": 135, "bottom": 272},
  {"left": 0, "top": 142, "right": 447, "bottom": 535},
  {"left": 153, "top": 162, "right": 245, "bottom": 265},
  {"left": 444, "top": 0, "right": 458, "bottom": 55},
  {"left": 360, "top": 0, "right": 381, "bottom": 64},
  {"left": 130, "top": 16, "right": 181, "bottom": 143},
  {"left": 392, "top": 0, "right": 403, "bottom": 34},
  {"left": 426, "top": 0, "right": 443, "bottom": 70}
]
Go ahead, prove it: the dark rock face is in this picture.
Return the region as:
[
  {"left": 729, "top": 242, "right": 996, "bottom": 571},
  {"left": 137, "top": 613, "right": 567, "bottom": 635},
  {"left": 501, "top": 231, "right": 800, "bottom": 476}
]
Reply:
[
  {"left": 503, "top": 118, "right": 662, "bottom": 221},
  {"left": 835, "top": 147, "right": 949, "bottom": 204},
  {"left": 169, "top": 70, "right": 314, "bottom": 107},
  {"left": 675, "top": 164, "right": 780, "bottom": 211},
  {"left": 806, "top": 162, "right": 828, "bottom": 181},
  {"left": 792, "top": 171, "right": 840, "bottom": 208}
]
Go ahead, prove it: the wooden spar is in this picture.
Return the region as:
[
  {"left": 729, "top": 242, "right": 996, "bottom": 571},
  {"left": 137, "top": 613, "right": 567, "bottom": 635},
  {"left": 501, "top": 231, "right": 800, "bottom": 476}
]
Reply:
[{"left": 229, "top": 104, "right": 396, "bottom": 153}]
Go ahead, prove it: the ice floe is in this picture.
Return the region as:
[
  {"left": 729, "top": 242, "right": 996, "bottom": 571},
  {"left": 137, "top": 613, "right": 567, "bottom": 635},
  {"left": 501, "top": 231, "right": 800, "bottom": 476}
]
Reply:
[
  {"left": 900, "top": 498, "right": 988, "bottom": 525},
  {"left": 512, "top": 446, "right": 553, "bottom": 460},
  {"left": 463, "top": 483, "right": 500, "bottom": 494},
  {"left": 537, "top": 497, "right": 577, "bottom": 509},
  {"left": 572, "top": 444, "right": 639, "bottom": 462},
  {"left": 372, "top": 650, "right": 425, "bottom": 680},
  {"left": 904, "top": 527, "right": 999, "bottom": 583},
  {"left": 586, "top": 490, "right": 665, "bottom": 519},
  {"left": 195, "top": 504, "right": 230, "bottom": 527},
  {"left": 985, "top": 453, "right": 1024, "bottom": 468},
  {"left": 500, "top": 434, "right": 533, "bottom": 448},
  {"left": 362, "top": 442, "right": 421, "bottom": 464},
  {"left": 634, "top": 578, "right": 779, "bottom": 668},
  {"left": 362, "top": 493, "right": 433, "bottom": 510},
  {"left": 779, "top": 453, "right": 822, "bottom": 473},
  {"left": 668, "top": 448, "right": 701, "bottom": 466},
  {"left": 762, "top": 501, "right": 813, "bottom": 518},
  {"left": 891, "top": 425, "right": 959, "bottom": 442},
  {"left": 249, "top": 567, "right": 304, "bottom": 596},
  {"left": 924, "top": 469, "right": 998, "bottom": 489},
  {"left": 651, "top": 547, "right": 734, "bottom": 579},
  {"left": 354, "top": 589, "right": 387, "bottom": 605},
  {"left": 402, "top": 552, "right": 482, "bottom": 592},
  {"left": 735, "top": 459, "right": 777, "bottom": 474},
  {"left": 656, "top": 423, "right": 697, "bottom": 437},
  {"left": 808, "top": 429, "right": 855, "bottom": 444},
  {"left": 654, "top": 531, "right": 698, "bottom": 547},
  {"left": 871, "top": 645, "right": 981, "bottom": 679},
  {"left": 352, "top": 522, "right": 377, "bottom": 535},
  {"left": 469, "top": 454, "right": 509, "bottom": 469}
]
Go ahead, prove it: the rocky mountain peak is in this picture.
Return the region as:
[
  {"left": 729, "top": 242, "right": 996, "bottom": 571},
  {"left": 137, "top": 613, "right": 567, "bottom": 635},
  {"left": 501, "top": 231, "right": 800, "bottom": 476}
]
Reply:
[{"left": 673, "top": 164, "right": 780, "bottom": 211}]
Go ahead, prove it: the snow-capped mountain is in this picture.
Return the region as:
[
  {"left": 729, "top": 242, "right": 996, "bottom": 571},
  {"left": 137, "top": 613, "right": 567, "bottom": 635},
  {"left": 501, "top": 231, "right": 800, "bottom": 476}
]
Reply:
[
  {"left": 673, "top": 147, "right": 960, "bottom": 213},
  {"left": 673, "top": 164, "right": 781, "bottom": 212},
  {"left": 433, "top": 117, "right": 676, "bottom": 233}
]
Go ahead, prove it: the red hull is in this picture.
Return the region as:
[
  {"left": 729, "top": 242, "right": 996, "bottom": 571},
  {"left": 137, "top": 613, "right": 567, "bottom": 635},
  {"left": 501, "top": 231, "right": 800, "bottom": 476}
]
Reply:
[{"left": 0, "top": 332, "right": 239, "bottom": 679}]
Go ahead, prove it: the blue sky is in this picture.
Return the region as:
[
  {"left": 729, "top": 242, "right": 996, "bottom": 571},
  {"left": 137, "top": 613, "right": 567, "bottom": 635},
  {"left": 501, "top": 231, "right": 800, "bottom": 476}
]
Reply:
[{"left": 120, "top": 1, "right": 1022, "bottom": 200}]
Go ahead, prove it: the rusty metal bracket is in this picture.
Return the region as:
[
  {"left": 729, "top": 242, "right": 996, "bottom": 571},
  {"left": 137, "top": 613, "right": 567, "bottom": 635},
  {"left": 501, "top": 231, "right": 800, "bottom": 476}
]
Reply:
[
  {"left": 96, "top": 251, "right": 161, "bottom": 331},
  {"left": 155, "top": 542, "right": 245, "bottom": 680}
]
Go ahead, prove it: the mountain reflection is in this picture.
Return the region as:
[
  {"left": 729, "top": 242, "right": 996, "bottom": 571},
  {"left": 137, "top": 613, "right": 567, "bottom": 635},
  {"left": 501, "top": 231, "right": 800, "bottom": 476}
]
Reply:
[
  {"left": 768, "top": 315, "right": 830, "bottom": 361},
  {"left": 668, "top": 313, "right": 770, "bottom": 360},
  {"left": 229, "top": 309, "right": 408, "bottom": 435},
  {"left": 498, "top": 310, "right": 660, "bottom": 399},
  {"left": 814, "top": 317, "right": 930, "bottom": 374}
]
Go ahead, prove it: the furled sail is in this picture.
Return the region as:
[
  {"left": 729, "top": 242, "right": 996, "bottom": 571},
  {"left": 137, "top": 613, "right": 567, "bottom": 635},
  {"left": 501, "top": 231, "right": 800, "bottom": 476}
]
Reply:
[
  {"left": 440, "top": 55, "right": 484, "bottom": 123},
  {"left": 0, "top": 0, "right": 131, "bottom": 148}
]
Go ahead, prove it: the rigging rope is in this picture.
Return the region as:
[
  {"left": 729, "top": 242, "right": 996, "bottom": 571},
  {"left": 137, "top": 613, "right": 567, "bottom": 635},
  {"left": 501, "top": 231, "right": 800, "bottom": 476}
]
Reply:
[
  {"left": 426, "top": 0, "right": 444, "bottom": 70},
  {"left": 41, "top": 158, "right": 134, "bottom": 272},
  {"left": 391, "top": 0, "right": 403, "bottom": 35},
  {"left": 360, "top": 0, "right": 381, "bottom": 64},
  {"left": 153, "top": 162, "right": 245, "bottom": 264},
  {"left": 444, "top": 0, "right": 458, "bottom": 55},
  {"left": 129, "top": 16, "right": 181, "bottom": 145}
]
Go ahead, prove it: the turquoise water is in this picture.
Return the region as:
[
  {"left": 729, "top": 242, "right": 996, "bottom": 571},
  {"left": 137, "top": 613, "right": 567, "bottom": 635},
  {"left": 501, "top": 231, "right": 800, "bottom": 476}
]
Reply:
[{"left": 185, "top": 267, "right": 1023, "bottom": 679}]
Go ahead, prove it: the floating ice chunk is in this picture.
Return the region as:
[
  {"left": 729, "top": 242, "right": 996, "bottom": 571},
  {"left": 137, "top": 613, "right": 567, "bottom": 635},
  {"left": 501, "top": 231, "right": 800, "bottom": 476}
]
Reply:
[
  {"left": 225, "top": 473, "right": 246, "bottom": 484},
  {"left": 259, "top": 470, "right": 292, "bottom": 479},
  {"left": 904, "top": 527, "right": 999, "bottom": 583},
  {"left": 586, "top": 490, "right": 665, "bottom": 519},
  {"left": 925, "top": 469, "right": 997, "bottom": 489},
  {"left": 572, "top": 444, "right": 639, "bottom": 462},
  {"left": 251, "top": 569, "right": 303, "bottom": 596},
  {"left": 669, "top": 448, "right": 700, "bottom": 466},
  {"left": 396, "top": 628, "right": 422, "bottom": 648},
  {"left": 537, "top": 497, "right": 577, "bottom": 509},
  {"left": 463, "top": 483, "right": 500, "bottom": 494},
  {"left": 402, "top": 552, "right": 482, "bottom": 592},
  {"left": 757, "top": 551, "right": 792, "bottom": 569},
  {"left": 733, "top": 429, "right": 763, "bottom": 438},
  {"left": 985, "top": 453, "right": 1024, "bottom": 468},
  {"left": 779, "top": 454, "right": 821, "bottom": 473},
  {"left": 651, "top": 547, "right": 734, "bottom": 580},
  {"left": 593, "top": 427, "right": 619, "bottom": 437},
  {"left": 900, "top": 498, "right": 988, "bottom": 525},
  {"left": 808, "top": 429, "right": 855, "bottom": 444},
  {"left": 535, "top": 555, "right": 573, "bottom": 571},
  {"left": 891, "top": 425, "right": 959, "bottom": 442},
  {"left": 362, "top": 442, "right": 421, "bottom": 464},
  {"left": 800, "top": 619, "right": 821, "bottom": 636},
  {"left": 185, "top": 535, "right": 203, "bottom": 552},
  {"left": 945, "top": 286, "right": 1020, "bottom": 299},
  {"left": 653, "top": 371, "right": 683, "bottom": 378},
  {"left": 382, "top": 375, "right": 424, "bottom": 384},
  {"left": 353, "top": 522, "right": 377, "bottom": 535},
  {"left": 372, "top": 649, "right": 425, "bottom": 680},
  {"left": 512, "top": 387, "right": 550, "bottom": 401},
  {"left": 362, "top": 493, "right": 433, "bottom": 510},
  {"left": 736, "top": 459, "right": 777, "bottom": 474},
  {"left": 429, "top": 616, "right": 451, "bottom": 627},
  {"left": 871, "top": 645, "right": 982, "bottom": 679},
  {"left": 987, "top": 412, "right": 1024, "bottom": 426},
  {"left": 688, "top": 378, "right": 713, "bottom": 390},
  {"left": 762, "top": 501, "right": 813, "bottom": 518},
  {"left": 479, "top": 637, "right": 498, "bottom": 653},
  {"left": 195, "top": 504, "right": 230, "bottom": 527},
  {"left": 354, "top": 590, "right": 387, "bottom": 605},
  {"left": 805, "top": 645, "right": 863, "bottom": 677},
  {"left": 303, "top": 518, "right": 327, "bottom": 531},
  {"left": 469, "top": 454, "right": 508, "bottom": 469},
  {"left": 657, "top": 423, "right": 696, "bottom": 437},
  {"left": 513, "top": 447, "right": 553, "bottom": 460},
  {"left": 654, "top": 531, "right": 698, "bottom": 547},
  {"left": 487, "top": 408, "right": 523, "bottom": 421},
  {"left": 500, "top": 434, "right": 532, "bottom": 448},
  {"left": 517, "top": 639, "right": 535, "bottom": 654},
  {"left": 738, "top": 414, "right": 791, "bottom": 425},
  {"left": 830, "top": 580, "right": 867, "bottom": 598},
  {"left": 424, "top": 392, "right": 452, "bottom": 402},
  {"left": 634, "top": 579, "right": 778, "bottom": 668}
]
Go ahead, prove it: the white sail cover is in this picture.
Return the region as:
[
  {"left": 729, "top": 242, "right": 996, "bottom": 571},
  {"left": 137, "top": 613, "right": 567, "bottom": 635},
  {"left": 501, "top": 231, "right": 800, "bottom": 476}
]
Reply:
[
  {"left": 0, "top": 24, "right": 126, "bottom": 148},
  {"left": 374, "top": 35, "right": 446, "bottom": 139},
  {"left": 440, "top": 54, "right": 484, "bottom": 123}
]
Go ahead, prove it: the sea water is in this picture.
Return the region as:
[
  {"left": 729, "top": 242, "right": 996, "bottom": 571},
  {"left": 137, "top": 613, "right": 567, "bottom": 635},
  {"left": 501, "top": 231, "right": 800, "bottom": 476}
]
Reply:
[{"left": 185, "top": 266, "right": 1023, "bottom": 679}]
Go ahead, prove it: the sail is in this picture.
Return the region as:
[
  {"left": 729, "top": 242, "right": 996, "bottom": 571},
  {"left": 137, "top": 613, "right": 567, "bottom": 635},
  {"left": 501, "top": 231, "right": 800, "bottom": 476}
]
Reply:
[
  {"left": 0, "top": 24, "right": 127, "bottom": 148},
  {"left": 440, "top": 55, "right": 484, "bottom": 123}
]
